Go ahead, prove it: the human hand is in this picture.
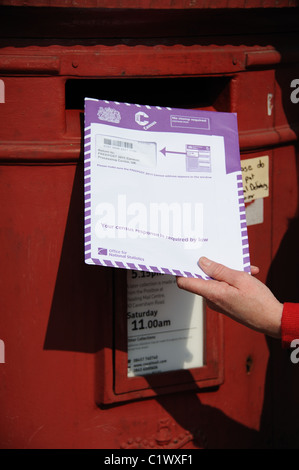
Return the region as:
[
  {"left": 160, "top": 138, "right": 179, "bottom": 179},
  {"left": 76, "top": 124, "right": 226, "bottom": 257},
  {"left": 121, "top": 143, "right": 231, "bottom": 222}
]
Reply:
[{"left": 176, "top": 257, "right": 283, "bottom": 338}]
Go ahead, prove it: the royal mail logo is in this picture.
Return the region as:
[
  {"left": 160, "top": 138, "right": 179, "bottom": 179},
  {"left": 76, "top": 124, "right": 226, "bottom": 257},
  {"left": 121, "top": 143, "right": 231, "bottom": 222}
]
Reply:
[
  {"left": 97, "top": 106, "right": 121, "bottom": 124},
  {"left": 98, "top": 247, "right": 108, "bottom": 256}
]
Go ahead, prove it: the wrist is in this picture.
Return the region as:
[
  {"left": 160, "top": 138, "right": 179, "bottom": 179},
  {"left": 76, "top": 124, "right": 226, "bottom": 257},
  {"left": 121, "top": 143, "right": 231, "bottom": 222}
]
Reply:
[{"left": 267, "top": 301, "right": 283, "bottom": 339}]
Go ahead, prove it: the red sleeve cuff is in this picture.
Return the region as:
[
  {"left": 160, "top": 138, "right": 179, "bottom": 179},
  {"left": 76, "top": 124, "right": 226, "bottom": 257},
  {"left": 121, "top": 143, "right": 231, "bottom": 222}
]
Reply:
[{"left": 281, "top": 303, "right": 299, "bottom": 348}]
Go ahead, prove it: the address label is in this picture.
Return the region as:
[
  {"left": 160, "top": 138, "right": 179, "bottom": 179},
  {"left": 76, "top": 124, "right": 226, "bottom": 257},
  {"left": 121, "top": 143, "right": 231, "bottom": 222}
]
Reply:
[{"left": 96, "top": 134, "right": 157, "bottom": 168}]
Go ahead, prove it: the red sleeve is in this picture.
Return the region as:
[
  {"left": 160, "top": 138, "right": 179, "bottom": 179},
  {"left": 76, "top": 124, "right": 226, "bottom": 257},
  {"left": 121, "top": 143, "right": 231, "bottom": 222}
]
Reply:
[{"left": 281, "top": 303, "right": 299, "bottom": 348}]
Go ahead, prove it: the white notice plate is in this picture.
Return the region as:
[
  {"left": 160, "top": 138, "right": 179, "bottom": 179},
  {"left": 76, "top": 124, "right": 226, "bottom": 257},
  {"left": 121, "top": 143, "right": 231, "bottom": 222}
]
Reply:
[{"left": 127, "top": 271, "right": 204, "bottom": 376}]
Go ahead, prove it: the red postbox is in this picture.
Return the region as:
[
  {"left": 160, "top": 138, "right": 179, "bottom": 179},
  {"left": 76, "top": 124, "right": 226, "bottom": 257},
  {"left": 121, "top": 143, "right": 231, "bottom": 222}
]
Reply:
[{"left": 0, "top": 1, "right": 299, "bottom": 449}]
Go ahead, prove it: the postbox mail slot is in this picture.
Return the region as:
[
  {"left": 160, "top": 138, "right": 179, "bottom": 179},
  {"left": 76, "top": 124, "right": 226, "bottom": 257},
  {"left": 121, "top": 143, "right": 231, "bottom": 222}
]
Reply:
[{"left": 65, "top": 76, "right": 231, "bottom": 112}]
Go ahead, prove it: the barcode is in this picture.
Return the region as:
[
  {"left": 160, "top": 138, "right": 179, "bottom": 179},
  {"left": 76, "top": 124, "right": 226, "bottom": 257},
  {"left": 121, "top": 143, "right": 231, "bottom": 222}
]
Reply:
[{"left": 104, "top": 138, "right": 133, "bottom": 149}]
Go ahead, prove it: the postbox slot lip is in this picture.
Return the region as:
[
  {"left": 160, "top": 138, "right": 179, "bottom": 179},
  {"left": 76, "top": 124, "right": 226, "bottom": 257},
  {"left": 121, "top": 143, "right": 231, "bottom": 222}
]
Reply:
[{"left": 0, "top": 54, "right": 60, "bottom": 74}]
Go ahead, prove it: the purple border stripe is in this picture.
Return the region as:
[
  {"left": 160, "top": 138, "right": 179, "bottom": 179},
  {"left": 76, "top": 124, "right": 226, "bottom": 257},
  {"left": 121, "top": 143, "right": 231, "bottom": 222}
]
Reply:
[
  {"left": 115, "top": 261, "right": 126, "bottom": 268},
  {"left": 150, "top": 266, "right": 161, "bottom": 273},
  {"left": 184, "top": 271, "right": 193, "bottom": 277},
  {"left": 196, "top": 273, "right": 212, "bottom": 280},
  {"left": 138, "top": 264, "right": 148, "bottom": 271},
  {"left": 161, "top": 268, "right": 172, "bottom": 274},
  {"left": 173, "top": 270, "right": 184, "bottom": 276},
  {"left": 92, "top": 258, "right": 103, "bottom": 265},
  {"left": 127, "top": 263, "right": 137, "bottom": 269},
  {"left": 244, "top": 266, "right": 251, "bottom": 273},
  {"left": 104, "top": 260, "right": 114, "bottom": 267},
  {"left": 84, "top": 123, "right": 92, "bottom": 268},
  {"left": 236, "top": 173, "right": 250, "bottom": 273},
  {"left": 138, "top": 265, "right": 147, "bottom": 271}
]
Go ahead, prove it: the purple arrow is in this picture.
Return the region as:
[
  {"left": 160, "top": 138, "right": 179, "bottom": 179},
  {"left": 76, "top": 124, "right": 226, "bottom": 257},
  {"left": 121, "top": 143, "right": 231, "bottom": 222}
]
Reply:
[{"left": 160, "top": 147, "right": 186, "bottom": 156}]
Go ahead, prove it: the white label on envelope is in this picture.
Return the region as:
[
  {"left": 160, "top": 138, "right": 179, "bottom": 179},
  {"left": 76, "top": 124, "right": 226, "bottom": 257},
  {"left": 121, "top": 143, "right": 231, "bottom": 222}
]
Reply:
[{"left": 96, "top": 134, "right": 157, "bottom": 168}]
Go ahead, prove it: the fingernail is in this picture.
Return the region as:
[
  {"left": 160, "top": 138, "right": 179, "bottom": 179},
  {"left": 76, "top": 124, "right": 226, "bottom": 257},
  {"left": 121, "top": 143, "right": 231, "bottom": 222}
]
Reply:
[{"left": 198, "top": 257, "right": 211, "bottom": 267}]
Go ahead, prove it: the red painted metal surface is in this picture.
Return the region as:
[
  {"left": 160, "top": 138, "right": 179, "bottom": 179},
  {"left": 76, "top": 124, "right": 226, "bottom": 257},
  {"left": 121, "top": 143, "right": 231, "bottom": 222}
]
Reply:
[
  {"left": 0, "top": 0, "right": 298, "bottom": 8},
  {"left": 0, "top": 4, "right": 299, "bottom": 449}
]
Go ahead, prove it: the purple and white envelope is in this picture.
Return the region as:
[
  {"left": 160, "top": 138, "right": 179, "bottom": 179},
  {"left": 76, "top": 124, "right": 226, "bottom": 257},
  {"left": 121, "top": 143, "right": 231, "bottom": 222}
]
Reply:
[{"left": 84, "top": 98, "right": 250, "bottom": 279}]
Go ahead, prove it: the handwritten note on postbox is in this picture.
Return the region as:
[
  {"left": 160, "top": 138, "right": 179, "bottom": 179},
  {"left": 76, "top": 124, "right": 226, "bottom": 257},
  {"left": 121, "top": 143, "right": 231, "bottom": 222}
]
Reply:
[{"left": 241, "top": 156, "right": 269, "bottom": 203}]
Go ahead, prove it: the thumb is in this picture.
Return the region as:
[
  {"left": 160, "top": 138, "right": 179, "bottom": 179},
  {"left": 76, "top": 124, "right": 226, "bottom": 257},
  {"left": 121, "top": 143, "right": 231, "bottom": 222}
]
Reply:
[{"left": 198, "top": 257, "right": 241, "bottom": 285}]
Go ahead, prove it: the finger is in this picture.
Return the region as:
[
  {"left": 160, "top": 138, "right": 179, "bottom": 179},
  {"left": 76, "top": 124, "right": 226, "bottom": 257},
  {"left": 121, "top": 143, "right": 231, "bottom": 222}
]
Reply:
[
  {"left": 250, "top": 265, "right": 260, "bottom": 275},
  {"left": 198, "top": 257, "right": 242, "bottom": 286},
  {"left": 176, "top": 275, "right": 223, "bottom": 299}
]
